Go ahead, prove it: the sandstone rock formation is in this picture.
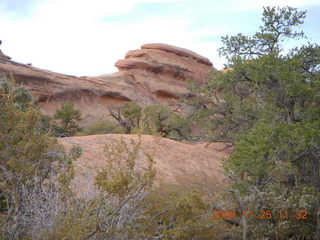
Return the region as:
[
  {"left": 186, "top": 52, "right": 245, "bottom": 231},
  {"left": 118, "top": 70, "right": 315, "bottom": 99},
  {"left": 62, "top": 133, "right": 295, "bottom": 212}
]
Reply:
[
  {"left": 0, "top": 45, "right": 228, "bottom": 195},
  {"left": 0, "top": 43, "right": 215, "bottom": 125},
  {"left": 0, "top": 41, "right": 11, "bottom": 60},
  {"left": 114, "top": 43, "right": 214, "bottom": 105},
  {"left": 0, "top": 50, "right": 11, "bottom": 60},
  {"left": 59, "top": 134, "right": 228, "bottom": 196}
]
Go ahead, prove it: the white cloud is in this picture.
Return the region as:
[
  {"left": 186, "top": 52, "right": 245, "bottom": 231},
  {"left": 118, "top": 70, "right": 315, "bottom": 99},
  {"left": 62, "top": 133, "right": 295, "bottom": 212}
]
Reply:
[
  {"left": 0, "top": 0, "right": 318, "bottom": 76},
  {"left": 203, "top": 0, "right": 320, "bottom": 13},
  {"left": 34, "top": 0, "right": 192, "bottom": 21},
  {"left": 0, "top": 0, "right": 210, "bottom": 76}
]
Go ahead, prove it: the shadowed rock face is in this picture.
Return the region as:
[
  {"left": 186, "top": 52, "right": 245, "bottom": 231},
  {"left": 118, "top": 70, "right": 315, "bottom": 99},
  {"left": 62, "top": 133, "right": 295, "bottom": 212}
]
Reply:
[
  {"left": 0, "top": 40, "right": 11, "bottom": 60},
  {"left": 0, "top": 50, "right": 11, "bottom": 60},
  {"left": 0, "top": 43, "right": 215, "bottom": 124},
  {"left": 59, "top": 134, "right": 228, "bottom": 196}
]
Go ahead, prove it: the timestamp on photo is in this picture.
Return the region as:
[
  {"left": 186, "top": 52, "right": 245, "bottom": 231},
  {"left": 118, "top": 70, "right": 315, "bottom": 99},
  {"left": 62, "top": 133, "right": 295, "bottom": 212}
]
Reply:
[{"left": 211, "top": 209, "right": 308, "bottom": 220}]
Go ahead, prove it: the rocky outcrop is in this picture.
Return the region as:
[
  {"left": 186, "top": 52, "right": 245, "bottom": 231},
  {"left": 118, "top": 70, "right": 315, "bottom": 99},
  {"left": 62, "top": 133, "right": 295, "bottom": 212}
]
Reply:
[
  {"left": 0, "top": 41, "right": 11, "bottom": 60},
  {"left": 116, "top": 43, "right": 213, "bottom": 82},
  {"left": 0, "top": 50, "right": 11, "bottom": 60},
  {"left": 0, "top": 43, "right": 216, "bottom": 125},
  {"left": 141, "top": 43, "right": 213, "bottom": 66},
  {"left": 113, "top": 43, "right": 215, "bottom": 106},
  {"left": 59, "top": 134, "right": 228, "bottom": 196}
]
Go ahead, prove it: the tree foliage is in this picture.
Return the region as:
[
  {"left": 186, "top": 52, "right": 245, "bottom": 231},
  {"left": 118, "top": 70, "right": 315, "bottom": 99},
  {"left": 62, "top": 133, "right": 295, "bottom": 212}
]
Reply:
[
  {"left": 108, "top": 102, "right": 142, "bottom": 134},
  {"left": 109, "top": 103, "right": 191, "bottom": 140},
  {"left": 0, "top": 76, "right": 81, "bottom": 239},
  {"left": 187, "top": 6, "right": 320, "bottom": 239},
  {"left": 219, "top": 6, "right": 306, "bottom": 61},
  {"left": 134, "top": 184, "right": 232, "bottom": 240},
  {"left": 53, "top": 101, "right": 82, "bottom": 137},
  {"left": 2, "top": 5, "right": 320, "bottom": 239},
  {"left": 140, "top": 104, "right": 191, "bottom": 140}
]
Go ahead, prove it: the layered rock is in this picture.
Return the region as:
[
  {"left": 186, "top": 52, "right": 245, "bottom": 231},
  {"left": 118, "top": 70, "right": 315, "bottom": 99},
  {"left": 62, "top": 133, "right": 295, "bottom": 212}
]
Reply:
[
  {"left": 113, "top": 43, "right": 215, "bottom": 106},
  {"left": 59, "top": 134, "right": 228, "bottom": 196},
  {"left": 0, "top": 43, "right": 215, "bottom": 124},
  {"left": 116, "top": 43, "right": 213, "bottom": 82}
]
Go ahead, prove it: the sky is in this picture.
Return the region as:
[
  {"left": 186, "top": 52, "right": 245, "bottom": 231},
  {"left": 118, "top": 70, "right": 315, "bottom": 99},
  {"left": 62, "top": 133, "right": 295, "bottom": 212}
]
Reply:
[{"left": 0, "top": 0, "right": 319, "bottom": 76}]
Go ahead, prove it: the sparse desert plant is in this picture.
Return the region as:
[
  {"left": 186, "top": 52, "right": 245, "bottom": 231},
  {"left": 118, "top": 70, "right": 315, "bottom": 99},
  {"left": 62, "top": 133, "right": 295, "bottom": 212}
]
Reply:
[
  {"left": 109, "top": 102, "right": 191, "bottom": 140},
  {"left": 81, "top": 137, "right": 156, "bottom": 239},
  {"left": 46, "top": 137, "right": 157, "bottom": 240},
  {"left": 53, "top": 102, "right": 82, "bottom": 137},
  {"left": 109, "top": 102, "right": 142, "bottom": 134},
  {"left": 78, "top": 120, "right": 124, "bottom": 136},
  {"left": 120, "top": 101, "right": 142, "bottom": 126},
  {"left": 131, "top": 183, "right": 233, "bottom": 240},
  {"left": 140, "top": 104, "right": 191, "bottom": 140}
]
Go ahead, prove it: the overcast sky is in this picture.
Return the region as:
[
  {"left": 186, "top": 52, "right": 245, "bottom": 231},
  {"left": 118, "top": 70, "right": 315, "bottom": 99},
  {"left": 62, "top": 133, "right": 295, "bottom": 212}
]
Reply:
[{"left": 0, "top": 0, "right": 319, "bottom": 76}]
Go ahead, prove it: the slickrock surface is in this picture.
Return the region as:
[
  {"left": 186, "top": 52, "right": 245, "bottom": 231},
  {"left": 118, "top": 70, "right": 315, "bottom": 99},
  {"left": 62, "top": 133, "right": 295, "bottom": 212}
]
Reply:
[
  {"left": 59, "top": 134, "right": 228, "bottom": 195},
  {"left": 0, "top": 44, "right": 215, "bottom": 125}
]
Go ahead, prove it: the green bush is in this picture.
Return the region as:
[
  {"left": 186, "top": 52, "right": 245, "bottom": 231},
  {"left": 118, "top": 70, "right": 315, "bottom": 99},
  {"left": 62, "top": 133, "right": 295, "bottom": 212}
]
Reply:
[
  {"left": 78, "top": 120, "right": 124, "bottom": 136},
  {"left": 132, "top": 184, "right": 233, "bottom": 240},
  {"left": 141, "top": 104, "right": 191, "bottom": 140},
  {"left": 110, "top": 103, "right": 190, "bottom": 140},
  {"left": 53, "top": 102, "right": 82, "bottom": 137},
  {"left": 0, "top": 76, "right": 81, "bottom": 239},
  {"left": 120, "top": 101, "right": 142, "bottom": 126},
  {"left": 109, "top": 102, "right": 142, "bottom": 134}
]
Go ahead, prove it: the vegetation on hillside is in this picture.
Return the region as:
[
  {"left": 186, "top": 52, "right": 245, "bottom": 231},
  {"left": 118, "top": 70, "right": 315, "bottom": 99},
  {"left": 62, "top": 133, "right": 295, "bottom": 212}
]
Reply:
[
  {"left": 53, "top": 102, "right": 82, "bottom": 137},
  {"left": 109, "top": 102, "right": 191, "bottom": 140},
  {"left": 0, "top": 76, "right": 81, "bottom": 238},
  {"left": 1, "top": 5, "right": 319, "bottom": 239},
  {"left": 77, "top": 120, "right": 124, "bottom": 136}
]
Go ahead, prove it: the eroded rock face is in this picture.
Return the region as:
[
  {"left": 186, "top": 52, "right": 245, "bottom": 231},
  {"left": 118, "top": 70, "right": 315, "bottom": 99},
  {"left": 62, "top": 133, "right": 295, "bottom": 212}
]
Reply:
[
  {"left": 0, "top": 50, "right": 11, "bottom": 60},
  {"left": 114, "top": 43, "right": 214, "bottom": 101},
  {"left": 0, "top": 41, "right": 10, "bottom": 60},
  {"left": 59, "top": 134, "right": 228, "bottom": 196},
  {"left": 110, "top": 43, "right": 215, "bottom": 112},
  {"left": 0, "top": 43, "right": 215, "bottom": 124},
  {"left": 141, "top": 43, "right": 213, "bottom": 66}
]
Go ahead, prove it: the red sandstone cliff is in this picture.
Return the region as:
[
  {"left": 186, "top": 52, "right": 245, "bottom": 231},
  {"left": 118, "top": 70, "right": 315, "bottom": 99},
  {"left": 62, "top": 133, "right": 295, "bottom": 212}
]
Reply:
[
  {"left": 0, "top": 44, "right": 227, "bottom": 192},
  {"left": 0, "top": 43, "right": 215, "bottom": 124}
]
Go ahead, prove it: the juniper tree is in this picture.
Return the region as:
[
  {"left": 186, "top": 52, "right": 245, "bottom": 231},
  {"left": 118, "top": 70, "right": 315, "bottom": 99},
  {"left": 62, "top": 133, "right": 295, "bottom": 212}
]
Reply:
[
  {"left": 53, "top": 102, "right": 82, "bottom": 137},
  {"left": 187, "top": 6, "right": 320, "bottom": 239},
  {"left": 140, "top": 104, "right": 191, "bottom": 140},
  {"left": 0, "top": 76, "right": 80, "bottom": 239},
  {"left": 109, "top": 102, "right": 142, "bottom": 134}
]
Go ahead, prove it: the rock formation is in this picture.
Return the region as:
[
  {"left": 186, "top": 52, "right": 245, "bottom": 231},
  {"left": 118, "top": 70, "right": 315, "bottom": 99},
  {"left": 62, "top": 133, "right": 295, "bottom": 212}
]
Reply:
[
  {"left": 0, "top": 43, "right": 215, "bottom": 124},
  {"left": 59, "top": 134, "right": 228, "bottom": 196},
  {"left": 0, "top": 44, "right": 227, "bottom": 194},
  {"left": 0, "top": 45, "right": 227, "bottom": 194},
  {"left": 0, "top": 41, "right": 11, "bottom": 60},
  {"left": 114, "top": 43, "right": 214, "bottom": 105}
]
